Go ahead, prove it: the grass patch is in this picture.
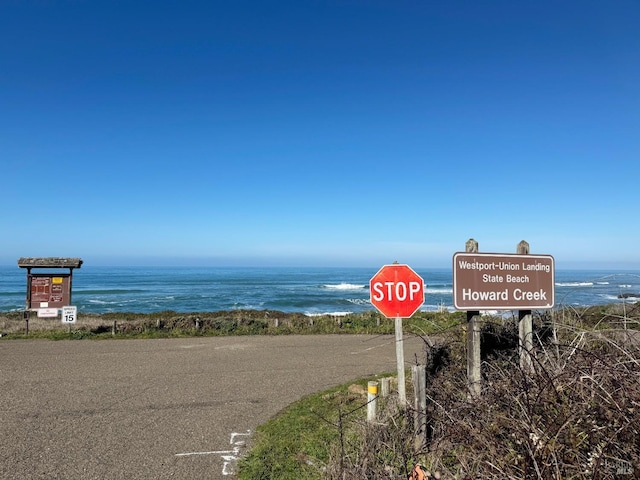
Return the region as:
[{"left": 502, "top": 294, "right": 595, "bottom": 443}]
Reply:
[
  {"left": 0, "top": 309, "right": 466, "bottom": 340},
  {"left": 237, "top": 378, "right": 380, "bottom": 480}
]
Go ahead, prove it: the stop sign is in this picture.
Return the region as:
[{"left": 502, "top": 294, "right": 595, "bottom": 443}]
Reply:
[{"left": 369, "top": 264, "right": 425, "bottom": 318}]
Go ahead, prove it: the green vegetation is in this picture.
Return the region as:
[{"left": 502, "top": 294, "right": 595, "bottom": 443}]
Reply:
[
  {"left": 238, "top": 390, "right": 335, "bottom": 479},
  {"left": 0, "top": 309, "right": 464, "bottom": 340},
  {"left": 237, "top": 377, "right": 383, "bottom": 480}
]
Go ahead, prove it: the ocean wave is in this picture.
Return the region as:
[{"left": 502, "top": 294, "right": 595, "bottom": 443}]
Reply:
[
  {"left": 88, "top": 298, "right": 139, "bottom": 305},
  {"left": 601, "top": 294, "right": 619, "bottom": 300},
  {"left": 426, "top": 287, "right": 453, "bottom": 294},
  {"left": 347, "top": 298, "right": 371, "bottom": 305},
  {"left": 77, "top": 289, "right": 148, "bottom": 295},
  {"left": 0, "top": 291, "right": 24, "bottom": 297},
  {"left": 88, "top": 299, "right": 117, "bottom": 305},
  {"left": 305, "top": 311, "right": 352, "bottom": 317},
  {"left": 322, "top": 283, "right": 366, "bottom": 290},
  {"left": 556, "top": 282, "right": 594, "bottom": 287},
  {"left": 232, "top": 302, "right": 266, "bottom": 310}
]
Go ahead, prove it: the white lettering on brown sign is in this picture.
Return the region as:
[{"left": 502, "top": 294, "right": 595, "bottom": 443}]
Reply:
[{"left": 453, "top": 253, "right": 555, "bottom": 310}]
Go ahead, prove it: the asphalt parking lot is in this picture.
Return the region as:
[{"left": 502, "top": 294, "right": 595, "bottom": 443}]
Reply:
[{"left": 0, "top": 334, "right": 424, "bottom": 479}]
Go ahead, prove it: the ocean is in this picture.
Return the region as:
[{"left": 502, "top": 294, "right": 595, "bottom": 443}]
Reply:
[{"left": 1, "top": 265, "right": 639, "bottom": 315}]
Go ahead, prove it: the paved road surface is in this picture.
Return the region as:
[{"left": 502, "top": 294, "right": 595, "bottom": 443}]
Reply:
[{"left": 0, "top": 334, "right": 424, "bottom": 479}]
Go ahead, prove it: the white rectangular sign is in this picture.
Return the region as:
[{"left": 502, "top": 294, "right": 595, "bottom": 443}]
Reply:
[
  {"left": 61, "top": 306, "right": 77, "bottom": 324},
  {"left": 38, "top": 308, "right": 59, "bottom": 318}
]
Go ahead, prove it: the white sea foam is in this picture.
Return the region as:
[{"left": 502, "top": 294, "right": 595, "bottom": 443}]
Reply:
[
  {"left": 603, "top": 294, "right": 621, "bottom": 300},
  {"left": 556, "top": 282, "right": 594, "bottom": 287},
  {"left": 347, "top": 298, "right": 370, "bottom": 305},
  {"left": 426, "top": 287, "right": 453, "bottom": 294},
  {"left": 323, "top": 283, "right": 366, "bottom": 290},
  {"left": 306, "top": 311, "right": 352, "bottom": 317},
  {"left": 232, "top": 302, "right": 265, "bottom": 310}
]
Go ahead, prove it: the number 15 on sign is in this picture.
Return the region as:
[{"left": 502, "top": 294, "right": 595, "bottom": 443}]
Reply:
[{"left": 62, "top": 306, "right": 77, "bottom": 324}]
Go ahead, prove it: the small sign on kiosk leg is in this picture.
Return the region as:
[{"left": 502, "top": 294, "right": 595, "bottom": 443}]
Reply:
[{"left": 62, "top": 305, "right": 77, "bottom": 333}]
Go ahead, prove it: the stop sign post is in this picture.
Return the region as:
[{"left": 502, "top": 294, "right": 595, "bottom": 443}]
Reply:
[{"left": 370, "top": 264, "right": 425, "bottom": 404}]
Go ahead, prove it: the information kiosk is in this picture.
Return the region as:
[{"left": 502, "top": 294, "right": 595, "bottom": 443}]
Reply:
[{"left": 18, "top": 257, "right": 83, "bottom": 318}]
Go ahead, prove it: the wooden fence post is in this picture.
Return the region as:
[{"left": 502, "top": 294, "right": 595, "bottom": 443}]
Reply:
[
  {"left": 381, "top": 377, "right": 391, "bottom": 397},
  {"left": 517, "top": 240, "right": 534, "bottom": 373},
  {"left": 412, "top": 365, "right": 427, "bottom": 450},
  {"left": 465, "top": 238, "right": 482, "bottom": 397}
]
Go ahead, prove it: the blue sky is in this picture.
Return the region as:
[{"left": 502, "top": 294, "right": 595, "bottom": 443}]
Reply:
[{"left": 2, "top": 0, "right": 639, "bottom": 268}]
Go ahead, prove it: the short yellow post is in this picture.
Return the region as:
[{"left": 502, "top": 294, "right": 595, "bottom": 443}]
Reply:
[{"left": 367, "top": 381, "right": 379, "bottom": 422}]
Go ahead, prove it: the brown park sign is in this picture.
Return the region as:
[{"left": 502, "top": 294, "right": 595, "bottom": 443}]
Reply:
[{"left": 453, "top": 252, "right": 555, "bottom": 310}]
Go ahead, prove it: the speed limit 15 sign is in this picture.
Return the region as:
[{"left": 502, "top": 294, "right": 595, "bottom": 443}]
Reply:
[{"left": 61, "top": 306, "right": 77, "bottom": 324}]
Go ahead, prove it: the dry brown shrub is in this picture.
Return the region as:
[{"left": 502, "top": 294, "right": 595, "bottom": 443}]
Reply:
[{"left": 327, "top": 308, "right": 640, "bottom": 479}]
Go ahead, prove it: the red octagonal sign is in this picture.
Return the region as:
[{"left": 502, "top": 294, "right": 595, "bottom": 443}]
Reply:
[{"left": 370, "top": 264, "right": 425, "bottom": 318}]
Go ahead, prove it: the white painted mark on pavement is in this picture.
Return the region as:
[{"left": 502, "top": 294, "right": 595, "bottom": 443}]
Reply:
[
  {"left": 350, "top": 340, "right": 394, "bottom": 355},
  {"left": 175, "top": 450, "right": 233, "bottom": 457},
  {"left": 222, "top": 431, "right": 251, "bottom": 475},
  {"left": 175, "top": 430, "right": 251, "bottom": 476}
]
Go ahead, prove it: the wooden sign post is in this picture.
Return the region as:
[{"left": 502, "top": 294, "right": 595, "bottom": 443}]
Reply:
[
  {"left": 453, "top": 240, "right": 555, "bottom": 396},
  {"left": 465, "top": 239, "right": 482, "bottom": 397}
]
